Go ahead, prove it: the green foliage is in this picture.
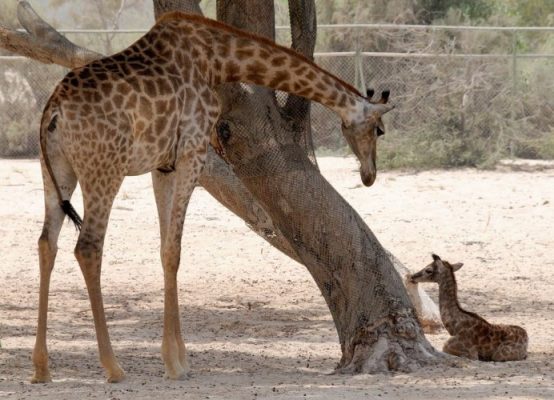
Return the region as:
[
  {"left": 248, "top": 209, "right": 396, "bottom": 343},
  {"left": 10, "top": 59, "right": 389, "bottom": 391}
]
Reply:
[
  {"left": 416, "top": 0, "right": 493, "bottom": 23},
  {"left": 307, "top": 0, "right": 553, "bottom": 169},
  {"left": 313, "top": 0, "right": 553, "bottom": 27},
  {"left": 0, "top": 120, "right": 37, "bottom": 157},
  {"left": 378, "top": 126, "right": 498, "bottom": 171},
  {"left": 314, "top": 0, "right": 494, "bottom": 25},
  {"left": 492, "top": 0, "right": 554, "bottom": 27},
  {"left": 313, "top": 44, "right": 553, "bottom": 170}
]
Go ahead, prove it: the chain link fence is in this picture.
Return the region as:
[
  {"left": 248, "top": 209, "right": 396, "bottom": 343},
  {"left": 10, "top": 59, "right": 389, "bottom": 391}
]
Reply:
[{"left": 1, "top": 25, "right": 553, "bottom": 167}]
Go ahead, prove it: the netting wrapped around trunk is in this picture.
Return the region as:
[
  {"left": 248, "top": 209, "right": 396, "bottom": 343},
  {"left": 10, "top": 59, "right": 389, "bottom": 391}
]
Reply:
[{"left": 200, "top": 0, "right": 442, "bottom": 372}]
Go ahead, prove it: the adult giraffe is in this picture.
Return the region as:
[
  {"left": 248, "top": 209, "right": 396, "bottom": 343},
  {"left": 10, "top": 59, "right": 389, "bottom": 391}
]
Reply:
[{"left": 33, "top": 12, "right": 394, "bottom": 383}]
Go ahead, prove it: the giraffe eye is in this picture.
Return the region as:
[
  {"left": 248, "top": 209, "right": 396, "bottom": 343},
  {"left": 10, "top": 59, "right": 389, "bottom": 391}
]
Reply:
[{"left": 425, "top": 268, "right": 433, "bottom": 274}]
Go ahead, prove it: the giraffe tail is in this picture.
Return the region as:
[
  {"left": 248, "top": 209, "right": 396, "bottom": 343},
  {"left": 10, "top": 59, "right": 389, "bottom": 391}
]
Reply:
[
  {"left": 60, "top": 199, "right": 83, "bottom": 230},
  {"left": 39, "top": 102, "right": 83, "bottom": 230}
]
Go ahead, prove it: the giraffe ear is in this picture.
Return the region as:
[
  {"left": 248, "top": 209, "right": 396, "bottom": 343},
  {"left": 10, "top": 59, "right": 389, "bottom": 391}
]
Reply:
[
  {"left": 451, "top": 262, "right": 464, "bottom": 271},
  {"left": 371, "top": 102, "right": 395, "bottom": 116},
  {"left": 366, "top": 88, "right": 375, "bottom": 100},
  {"left": 378, "top": 90, "right": 390, "bottom": 104}
]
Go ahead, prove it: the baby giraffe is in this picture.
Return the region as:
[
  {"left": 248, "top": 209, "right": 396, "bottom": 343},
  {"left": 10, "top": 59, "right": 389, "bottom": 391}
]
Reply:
[{"left": 409, "top": 254, "right": 528, "bottom": 361}]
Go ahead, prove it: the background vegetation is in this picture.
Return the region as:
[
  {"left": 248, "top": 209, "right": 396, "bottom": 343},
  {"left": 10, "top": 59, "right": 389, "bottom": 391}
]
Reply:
[
  {"left": 0, "top": 0, "right": 552, "bottom": 168},
  {"left": 307, "top": 0, "right": 554, "bottom": 169}
]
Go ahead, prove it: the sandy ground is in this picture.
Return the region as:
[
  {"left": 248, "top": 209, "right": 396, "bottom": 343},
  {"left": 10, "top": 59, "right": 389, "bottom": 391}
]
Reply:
[{"left": 0, "top": 157, "right": 552, "bottom": 400}]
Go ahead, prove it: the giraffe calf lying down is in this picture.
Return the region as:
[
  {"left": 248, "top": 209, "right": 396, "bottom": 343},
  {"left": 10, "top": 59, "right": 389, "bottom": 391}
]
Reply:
[{"left": 409, "top": 254, "right": 528, "bottom": 361}]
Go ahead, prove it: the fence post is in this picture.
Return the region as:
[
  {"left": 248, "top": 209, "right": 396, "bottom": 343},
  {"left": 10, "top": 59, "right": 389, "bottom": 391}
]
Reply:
[
  {"left": 511, "top": 29, "right": 518, "bottom": 92},
  {"left": 354, "top": 25, "right": 366, "bottom": 93},
  {"left": 510, "top": 29, "right": 518, "bottom": 157},
  {"left": 354, "top": 51, "right": 359, "bottom": 91},
  {"left": 355, "top": 50, "right": 366, "bottom": 94}
]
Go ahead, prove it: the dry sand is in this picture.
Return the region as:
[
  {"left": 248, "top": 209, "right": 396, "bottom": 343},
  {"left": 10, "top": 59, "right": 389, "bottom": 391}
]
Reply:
[{"left": 0, "top": 157, "right": 552, "bottom": 399}]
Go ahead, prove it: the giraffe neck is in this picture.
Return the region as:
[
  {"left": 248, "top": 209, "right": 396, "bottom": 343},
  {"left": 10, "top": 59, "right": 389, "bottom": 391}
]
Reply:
[
  {"left": 438, "top": 269, "right": 490, "bottom": 335},
  {"left": 159, "top": 13, "right": 366, "bottom": 124},
  {"left": 438, "top": 270, "right": 467, "bottom": 334}
]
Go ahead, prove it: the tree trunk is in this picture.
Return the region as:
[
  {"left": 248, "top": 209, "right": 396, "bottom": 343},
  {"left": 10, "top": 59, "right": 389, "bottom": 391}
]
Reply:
[
  {"left": 210, "top": 0, "right": 441, "bottom": 372},
  {"left": 1, "top": 0, "right": 444, "bottom": 372}
]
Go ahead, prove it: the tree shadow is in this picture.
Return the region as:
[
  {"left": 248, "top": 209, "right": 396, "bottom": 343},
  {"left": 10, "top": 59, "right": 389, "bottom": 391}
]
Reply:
[{"left": 1, "top": 285, "right": 551, "bottom": 399}]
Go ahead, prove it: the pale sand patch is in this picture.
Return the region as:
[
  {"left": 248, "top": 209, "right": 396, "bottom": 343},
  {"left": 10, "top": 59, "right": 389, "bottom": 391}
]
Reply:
[{"left": 0, "top": 158, "right": 552, "bottom": 399}]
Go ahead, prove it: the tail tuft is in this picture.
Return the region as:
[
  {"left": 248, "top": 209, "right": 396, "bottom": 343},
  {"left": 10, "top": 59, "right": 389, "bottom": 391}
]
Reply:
[{"left": 61, "top": 200, "right": 83, "bottom": 231}]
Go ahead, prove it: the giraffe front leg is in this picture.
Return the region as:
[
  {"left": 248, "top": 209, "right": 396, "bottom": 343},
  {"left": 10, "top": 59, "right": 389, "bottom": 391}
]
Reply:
[
  {"left": 152, "top": 170, "right": 188, "bottom": 375},
  {"left": 152, "top": 170, "right": 189, "bottom": 377},
  {"left": 154, "top": 152, "right": 206, "bottom": 379},
  {"left": 443, "top": 337, "right": 479, "bottom": 360},
  {"left": 160, "top": 237, "right": 189, "bottom": 380},
  {"left": 154, "top": 99, "right": 216, "bottom": 379}
]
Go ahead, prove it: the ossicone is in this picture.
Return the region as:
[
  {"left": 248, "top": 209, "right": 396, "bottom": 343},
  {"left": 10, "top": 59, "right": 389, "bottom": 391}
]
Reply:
[{"left": 379, "top": 90, "right": 390, "bottom": 104}]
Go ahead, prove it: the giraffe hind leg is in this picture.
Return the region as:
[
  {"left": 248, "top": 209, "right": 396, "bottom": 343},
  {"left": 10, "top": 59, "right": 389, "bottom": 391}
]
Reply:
[
  {"left": 152, "top": 169, "right": 189, "bottom": 376},
  {"left": 154, "top": 164, "right": 197, "bottom": 380},
  {"left": 153, "top": 133, "right": 210, "bottom": 379},
  {"left": 32, "top": 154, "right": 78, "bottom": 383},
  {"left": 74, "top": 173, "right": 126, "bottom": 383},
  {"left": 491, "top": 341, "right": 528, "bottom": 361}
]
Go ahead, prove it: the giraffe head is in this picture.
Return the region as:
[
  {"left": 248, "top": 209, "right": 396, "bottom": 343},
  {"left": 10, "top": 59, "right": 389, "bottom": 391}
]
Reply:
[
  {"left": 342, "top": 89, "right": 394, "bottom": 187},
  {"left": 409, "top": 254, "right": 464, "bottom": 284}
]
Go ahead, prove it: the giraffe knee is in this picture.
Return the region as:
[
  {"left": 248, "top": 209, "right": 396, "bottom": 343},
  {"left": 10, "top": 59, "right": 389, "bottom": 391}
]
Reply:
[
  {"left": 443, "top": 338, "right": 478, "bottom": 360},
  {"left": 161, "top": 242, "right": 181, "bottom": 270},
  {"left": 38, "top": 232, "right": 57, "bottom": 257},
  {"left": 38, "top": 231, "right": 48, "bottom": 246},
  {"left": 74, "top": 240, "right": 100, "bottom": 259},
  {"left": 74, "top": 239, "right": 102, "bottom": 276},
  {"left": 442, "top": 342, "right": 458, "bottom": 356},
  {"left": 442, "top": 337, "right": 458, "bottom": 353}
]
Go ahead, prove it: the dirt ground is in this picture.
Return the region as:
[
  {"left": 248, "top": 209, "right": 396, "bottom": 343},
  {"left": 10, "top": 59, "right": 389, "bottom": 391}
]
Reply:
[{"left": 0, "top": 157, "right": 552, "bottom": 399}]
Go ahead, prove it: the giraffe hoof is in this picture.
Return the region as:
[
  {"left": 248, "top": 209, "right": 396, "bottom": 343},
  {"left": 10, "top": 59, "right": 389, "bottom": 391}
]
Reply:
[
  {"left": 180, "top": 356, "right": 190, "bottom": 374},
  {"left": 106, "top": 367, "right": 126, "bottom": 383},
  {"left": 31, "top": 373, "right": 52, "bottom": 384},
  {"left": 164, "top": 366, "right": 189, "bottom": 380}
]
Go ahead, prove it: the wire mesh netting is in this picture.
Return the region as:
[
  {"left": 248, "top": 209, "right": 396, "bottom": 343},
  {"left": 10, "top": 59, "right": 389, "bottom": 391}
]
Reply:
[
  {"left": 299, "top": 53, "right": 551, "bottom": 168},
  {"left": 0, "top": 26, "right": 552, "bottom": 166}
]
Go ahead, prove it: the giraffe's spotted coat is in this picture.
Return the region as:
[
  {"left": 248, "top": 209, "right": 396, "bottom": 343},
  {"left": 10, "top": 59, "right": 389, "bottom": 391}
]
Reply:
[
  {"left": 33, "top": 12, "right": 395, "bottom": 383},
  {"left": 410, "top": 255, "right": 528, "bottom": 361}
]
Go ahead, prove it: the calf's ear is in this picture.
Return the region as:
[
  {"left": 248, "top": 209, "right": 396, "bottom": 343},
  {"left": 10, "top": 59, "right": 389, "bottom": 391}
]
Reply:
[{"left": 451, "top": 262, "right": 464, "bottom": 271}]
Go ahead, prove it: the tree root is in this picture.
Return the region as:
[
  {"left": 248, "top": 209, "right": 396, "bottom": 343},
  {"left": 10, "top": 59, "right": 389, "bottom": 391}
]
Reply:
[{"left": 337, "top": 310, "right": 445, "bottom": 374}]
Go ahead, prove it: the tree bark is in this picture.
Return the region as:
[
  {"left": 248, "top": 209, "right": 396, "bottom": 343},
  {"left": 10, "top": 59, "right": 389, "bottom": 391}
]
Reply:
[
  {"left": 1, "top": 0, "right": 443, "bottom": 372},
  {"left": 212, "top": 0, "right": 441, "bottom": 372}
]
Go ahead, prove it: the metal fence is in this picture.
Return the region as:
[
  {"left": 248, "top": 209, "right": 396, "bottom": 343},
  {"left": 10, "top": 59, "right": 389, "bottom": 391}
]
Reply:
[{"left": 1, "top": 24, "right": 553, "bottom": 162}]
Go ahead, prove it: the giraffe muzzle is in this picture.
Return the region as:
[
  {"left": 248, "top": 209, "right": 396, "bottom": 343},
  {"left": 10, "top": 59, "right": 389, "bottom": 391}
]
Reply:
[
  {"left": 408, "top": 272, "right": 422, "bottom": 284},
  {"left": 360, "top": 159, "right": 377, "bottom": 187},
  {"left": 361, "top": 170, "right": 376, "bottom": 187}
]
